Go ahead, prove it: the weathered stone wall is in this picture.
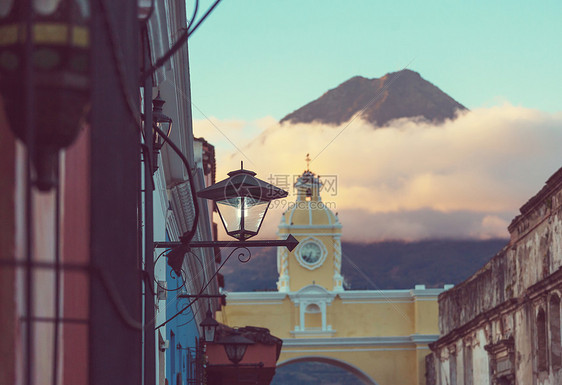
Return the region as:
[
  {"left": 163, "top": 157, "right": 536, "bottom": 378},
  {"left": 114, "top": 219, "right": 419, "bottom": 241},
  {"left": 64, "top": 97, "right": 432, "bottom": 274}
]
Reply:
[
  {"left": 438, "top": 167, "right": 562, "bottom": 335},
  {"left": 428, "top": 167, "right": 562, "bottom": 385}
]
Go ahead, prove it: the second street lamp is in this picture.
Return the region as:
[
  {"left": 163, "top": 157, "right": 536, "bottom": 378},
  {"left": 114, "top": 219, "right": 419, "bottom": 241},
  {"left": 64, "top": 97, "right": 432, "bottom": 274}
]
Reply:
[
  {"left": 200, "top": 307, "right": 219, "bottom": 343},
  {"left": 219, "top": 332, "right": 255, "bottom": 365},
  {"left": 151, "top": 91, "right": 172, "bottom": 174}
]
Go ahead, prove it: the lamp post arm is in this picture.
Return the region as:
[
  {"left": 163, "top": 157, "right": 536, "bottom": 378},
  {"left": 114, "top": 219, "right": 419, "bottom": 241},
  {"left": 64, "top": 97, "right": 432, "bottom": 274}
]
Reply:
[{"left": 154, "top": 234, "right": 299, "bottom": 252}]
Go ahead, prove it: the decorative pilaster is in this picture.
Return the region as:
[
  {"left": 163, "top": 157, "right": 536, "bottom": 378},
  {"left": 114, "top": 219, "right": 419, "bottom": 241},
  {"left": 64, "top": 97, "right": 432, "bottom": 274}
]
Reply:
[
  {"left": 277, "top": 247, "right": 290, "bottom": 292},
  {"left": 333, "top": 236, "right": 344, "bottom": 291}
]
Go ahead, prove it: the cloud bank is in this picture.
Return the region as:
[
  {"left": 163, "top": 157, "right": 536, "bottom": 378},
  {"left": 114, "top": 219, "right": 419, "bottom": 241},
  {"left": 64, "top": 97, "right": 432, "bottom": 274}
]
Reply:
[{"left": 194, "top": 105, "right": 562, "bottom": 242}]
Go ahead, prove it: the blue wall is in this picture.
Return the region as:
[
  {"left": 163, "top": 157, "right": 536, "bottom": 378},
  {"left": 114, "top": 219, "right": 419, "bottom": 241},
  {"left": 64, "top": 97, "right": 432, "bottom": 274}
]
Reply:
[{"left": 165, "top": 237, "right": 200, "bottom": 385}]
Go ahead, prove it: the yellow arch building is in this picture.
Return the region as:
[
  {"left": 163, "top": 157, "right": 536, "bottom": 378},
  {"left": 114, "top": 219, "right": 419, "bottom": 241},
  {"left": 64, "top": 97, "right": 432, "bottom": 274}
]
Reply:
[{"left": 217, "top": 169, "right": 447, "bottom": 385}]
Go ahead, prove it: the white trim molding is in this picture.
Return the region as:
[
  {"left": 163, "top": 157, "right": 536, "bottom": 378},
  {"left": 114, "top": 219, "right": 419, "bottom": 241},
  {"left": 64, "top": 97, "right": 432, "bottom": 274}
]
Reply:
[
  {"left": 283, "top": 334, "right": 441, "bottom": 348},
  {"left": 289, "top": 285, "right": 336, "bottom": 333}
]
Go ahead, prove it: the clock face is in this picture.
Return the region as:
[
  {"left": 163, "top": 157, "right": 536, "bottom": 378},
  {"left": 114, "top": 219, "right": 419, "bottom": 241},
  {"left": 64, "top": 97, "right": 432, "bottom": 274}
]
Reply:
[{"left": 299, "top": 242, "right": 322, "bottom": 264}]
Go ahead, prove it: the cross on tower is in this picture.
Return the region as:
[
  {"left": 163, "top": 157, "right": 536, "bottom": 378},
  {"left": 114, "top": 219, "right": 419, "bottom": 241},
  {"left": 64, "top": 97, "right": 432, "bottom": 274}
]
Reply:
[{"left": 305, "top": 153, "right": 311, "bottom": 171}]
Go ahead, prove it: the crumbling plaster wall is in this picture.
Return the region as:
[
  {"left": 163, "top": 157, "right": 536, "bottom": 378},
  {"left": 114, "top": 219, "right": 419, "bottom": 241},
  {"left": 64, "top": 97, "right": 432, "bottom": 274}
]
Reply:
[
  {"left": 514, "top": 301, "right": 535, "bottom": 385},
  {"left": 428, "top": 168, "right": 562, "bottom": 385},
  {"left": 439, "top": 168, "right": 562, "bottom": 335}
]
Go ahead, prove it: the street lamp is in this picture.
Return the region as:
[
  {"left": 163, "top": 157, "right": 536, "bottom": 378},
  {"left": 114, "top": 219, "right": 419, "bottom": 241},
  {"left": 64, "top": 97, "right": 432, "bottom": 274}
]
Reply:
[
  {"left": 154, "top": 161, "right": 298, "bottom": 327},
  {"left": 151, "top": 91, "right": 172, "bottom": 174},
  {"left": 200, "top": 307, "right": 219, "bottom": 343},
  {"left": 197, "top": 162, "right": 288, "bottom": 241},
  {"left": 219, "top": 332, "right": 255, "bottom": 365},
  {"left": 0, "top": 0, "right": 91, "bottom": 191},
  {"left": 158, "top": 163, "right": 297, "bottom": 277}
]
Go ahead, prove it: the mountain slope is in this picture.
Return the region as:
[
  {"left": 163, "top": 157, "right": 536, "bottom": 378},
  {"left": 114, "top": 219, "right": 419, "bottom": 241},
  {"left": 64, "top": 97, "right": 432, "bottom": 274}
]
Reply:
[
  {"left": 221, "top": 239, "right": 508, "bottom": 292},
  {"left": 280, "top": 69, "right": 466, "bottom": 127}
]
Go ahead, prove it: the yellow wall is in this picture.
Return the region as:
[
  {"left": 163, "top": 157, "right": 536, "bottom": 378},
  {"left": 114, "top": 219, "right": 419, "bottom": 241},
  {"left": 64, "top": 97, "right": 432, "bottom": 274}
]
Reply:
[
  {"left": 217, "top": 298, "right": 295, "bottom": 339},
  {"left": 414, "top": 299, "right": 440, "bottom": 335},
  {"left": 220, "top": 295, "right": 439, "bottom": 339},
  {"left": 219, "top": 170, "right": 442, "bottom": 384},
  {"left": 331, "top": 300, "right": 415, "bottom": 337},
  {"left": 280, "top": 231, "right": 340, "bottom": 292},
  {"left": 219, "top": 291, "right": 441, "bottom": 385}
]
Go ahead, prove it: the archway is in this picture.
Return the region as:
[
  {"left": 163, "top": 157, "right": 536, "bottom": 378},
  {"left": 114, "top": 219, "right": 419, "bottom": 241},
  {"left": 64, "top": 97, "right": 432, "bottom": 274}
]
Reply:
[{"left": 274, "top": 356, "right": 378, "bottom": 385}]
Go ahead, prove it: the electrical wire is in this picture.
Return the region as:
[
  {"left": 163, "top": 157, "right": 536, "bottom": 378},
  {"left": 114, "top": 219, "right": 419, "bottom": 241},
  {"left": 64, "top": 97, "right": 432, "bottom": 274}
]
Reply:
[
  {"left": 0, "top": 259, "right": 143, "bottom": 331},
  {"left": 186, "top": 0, "right": 200, "bottom": 33},
  {"left": 176, "top": 296, "right": 202, "bottom": 328},
  {"left": 155, "top": 246, "right": 245, "bottom": 330},
  {"left": 151, "top": 246, "right": 219, "bottom": 327},
  {"left": 142, "top": 0, "right": 223, "bottom": 80}
]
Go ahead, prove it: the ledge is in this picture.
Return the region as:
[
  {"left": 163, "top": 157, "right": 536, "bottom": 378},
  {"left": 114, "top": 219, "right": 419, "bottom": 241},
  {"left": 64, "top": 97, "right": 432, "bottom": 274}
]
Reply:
[
  {"left": 290, "top": 329, "right": 337, "bottom": 338},
  {"left": 283, "top": 334, "right": 441, "bottom": 347}
]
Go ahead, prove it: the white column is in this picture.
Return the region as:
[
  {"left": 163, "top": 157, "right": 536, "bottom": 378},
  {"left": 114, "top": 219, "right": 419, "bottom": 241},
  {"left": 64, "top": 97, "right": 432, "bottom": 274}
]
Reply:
[
  {"left": 321, "top": 302, "right": 327, "bottom": 331},
  {"left": 333, "top": 236, "right": 343, "bottom": 291}
]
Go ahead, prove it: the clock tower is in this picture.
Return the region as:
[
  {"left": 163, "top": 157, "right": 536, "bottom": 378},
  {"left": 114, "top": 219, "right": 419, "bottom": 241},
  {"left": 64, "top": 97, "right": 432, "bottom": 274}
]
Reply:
[
  {"left": 277, "top": 167, "right": 343, "bottom": 293},
  {"left": 220, "top": 162, "right": 444, "bottom": 383}
]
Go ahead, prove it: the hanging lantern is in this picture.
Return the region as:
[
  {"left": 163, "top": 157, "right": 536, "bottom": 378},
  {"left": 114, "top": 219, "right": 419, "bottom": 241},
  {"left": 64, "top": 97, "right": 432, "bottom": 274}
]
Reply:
[
  {"left": 0, "top": 0, "right": 91, "bottom": 191},
  {"left": 150, "top": 91, "right": 172, "bottom": 174},
  {"left": 197, "top": 162, "right": 288, "bottom": 241},
  {"left": 219, "top": 332, "right": 254, "bottom": 365},
  {"left": 199, "top": 307, "right": 219, "bottom": 343}
]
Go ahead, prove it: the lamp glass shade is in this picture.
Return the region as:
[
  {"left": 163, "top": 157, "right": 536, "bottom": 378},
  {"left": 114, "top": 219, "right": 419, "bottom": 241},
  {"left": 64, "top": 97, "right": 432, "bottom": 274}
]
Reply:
[
  {"left": 154, "top": 119, "right": 172, "bottom": 150},
  {"left": 200, "top": 308, "right": 219, "bottom": 343},
  {"left": 203, "top": 324, "right": 216, "bottom": 343},
  {"left": 215, "top": 197, "right": 270, "bottom": 241},
  {"left": 219, "top": 333, "right": 254, "bottom": 365},
  {"left": 224, "top": 344, "right": 248, "bottom": 365},
  {"left": 152, "top": 91, "right": 173, "bottom": 150},
  {"left": 197, "top": 166, "right": 287, "bottom": 241}
]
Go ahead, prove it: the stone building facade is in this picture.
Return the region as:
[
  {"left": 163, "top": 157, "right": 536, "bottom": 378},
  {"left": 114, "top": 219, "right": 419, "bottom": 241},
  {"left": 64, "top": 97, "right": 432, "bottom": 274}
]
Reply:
[{"left": 427, "top": 167, "right": 562, "bottom": 385}]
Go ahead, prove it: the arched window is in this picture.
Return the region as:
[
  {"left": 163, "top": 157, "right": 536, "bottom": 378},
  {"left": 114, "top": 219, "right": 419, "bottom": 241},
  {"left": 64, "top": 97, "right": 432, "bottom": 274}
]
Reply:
[
  {"left": 305, "top": 303, "right": 321, "bottom": 313},
  {"left": 304, "top": 303, "right": 322, "bottom": 329},
  {"left": 537, "top": 308, "right": 548, "bottom": 372},
  {"left": 550, "top": 295, "right": 561, "bottom": 368}
]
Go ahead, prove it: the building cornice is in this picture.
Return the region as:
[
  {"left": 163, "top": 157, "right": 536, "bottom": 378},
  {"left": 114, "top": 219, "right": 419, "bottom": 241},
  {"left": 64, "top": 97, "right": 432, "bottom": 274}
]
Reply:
[
  {"left": 278, "top": 224, "right": 342, "bottom": 230},
  {"left": 225, "top": 287, "right": 445, "bottom": 304},
  {"left": 225, "top": 292, "right": 287, "bottom": 302},
  {"left": 339, "top": 288, "right": 444, "bottom": 302},
  {"left": 283, "top": 334, "right": 440, "bottom": 347}
]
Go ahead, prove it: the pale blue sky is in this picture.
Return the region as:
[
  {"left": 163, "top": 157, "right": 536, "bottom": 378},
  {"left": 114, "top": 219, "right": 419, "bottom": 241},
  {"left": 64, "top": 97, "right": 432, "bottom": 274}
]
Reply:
[{"left": 189, "top": 0, "right": 562, "bottom": 121}]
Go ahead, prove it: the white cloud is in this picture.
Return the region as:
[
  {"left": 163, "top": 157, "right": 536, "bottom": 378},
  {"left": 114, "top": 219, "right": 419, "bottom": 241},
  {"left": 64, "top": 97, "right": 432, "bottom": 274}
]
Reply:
[{"left": 199, "top": 105, "right": 562, "bottom": 242}]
